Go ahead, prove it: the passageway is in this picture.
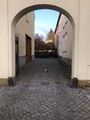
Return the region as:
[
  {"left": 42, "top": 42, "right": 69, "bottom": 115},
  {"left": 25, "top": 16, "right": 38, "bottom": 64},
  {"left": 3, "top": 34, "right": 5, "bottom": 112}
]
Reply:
[
  {"left": 16, "top": 58, "right": 69, "bottom": 85},
  {"left": 0, "top": 58, "right": 90, "bottom": 120}
]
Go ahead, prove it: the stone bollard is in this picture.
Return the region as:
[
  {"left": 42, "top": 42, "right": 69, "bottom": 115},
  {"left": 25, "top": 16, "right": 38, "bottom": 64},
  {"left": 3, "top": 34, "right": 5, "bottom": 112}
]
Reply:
[
  {"left": 71, "top": 78, "right": 78, "bottom": 88},
  {"left": 8, "top": 77, "right": 14, "bottom": 86}
]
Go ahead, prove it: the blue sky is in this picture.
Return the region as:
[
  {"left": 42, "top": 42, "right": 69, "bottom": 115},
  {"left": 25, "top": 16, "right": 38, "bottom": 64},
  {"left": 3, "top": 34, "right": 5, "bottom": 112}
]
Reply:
[{"left": 35, "top": 9, "right": 59, "bottom": 39}]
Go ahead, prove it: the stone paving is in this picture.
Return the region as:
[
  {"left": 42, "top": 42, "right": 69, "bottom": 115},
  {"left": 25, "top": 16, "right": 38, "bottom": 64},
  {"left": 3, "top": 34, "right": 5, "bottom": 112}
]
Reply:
[{"left": 0, "top": 58, "right": 90, "bottom": 120}]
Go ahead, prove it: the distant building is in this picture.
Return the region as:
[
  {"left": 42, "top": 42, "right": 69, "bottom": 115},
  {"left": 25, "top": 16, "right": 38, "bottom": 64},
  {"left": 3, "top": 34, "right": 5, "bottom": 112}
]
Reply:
[
  {"left": 44, "top": 39, "right": 53, "bottom": 44},
  {"left": 46, "top": 29, "right": 55, "bottom": 46}
]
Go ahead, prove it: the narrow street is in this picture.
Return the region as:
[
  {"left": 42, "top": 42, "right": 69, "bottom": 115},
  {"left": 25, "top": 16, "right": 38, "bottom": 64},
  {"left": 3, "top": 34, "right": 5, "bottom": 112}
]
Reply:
[{"left": 0, "top": 58, "right": 90, "bottom": 120}]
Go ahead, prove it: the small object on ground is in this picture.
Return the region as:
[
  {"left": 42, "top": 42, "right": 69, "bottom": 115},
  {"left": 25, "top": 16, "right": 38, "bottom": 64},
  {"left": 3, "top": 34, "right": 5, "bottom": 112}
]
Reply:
[{"left": 44, "top": 68, "right": 48, "bottom": 72}]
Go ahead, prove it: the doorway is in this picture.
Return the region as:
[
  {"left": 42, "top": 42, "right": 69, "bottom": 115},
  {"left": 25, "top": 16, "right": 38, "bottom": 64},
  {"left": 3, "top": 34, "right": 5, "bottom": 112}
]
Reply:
[
  {"left": 11, "top": 4, "right": 75, "bottom": 81},
  {"left": 26, "top": 34, "right": 32, "bottom": 63}
]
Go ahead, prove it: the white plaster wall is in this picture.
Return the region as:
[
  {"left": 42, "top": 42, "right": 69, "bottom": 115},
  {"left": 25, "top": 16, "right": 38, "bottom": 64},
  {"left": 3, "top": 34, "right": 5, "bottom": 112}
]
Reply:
[
  {"left": 15, "top": 12, "right": 35, "bottom": 57},
  {"left": 0, "top": 0, "right": 89, "bottom": 82},
  {"left": 78, "top": 0, "right": 90, "bottom": 80},
  {"left": 57, "top": 14, "right": 73, "bottom": 60},
  {"left": 0, "top": 1, "right": 90, "bottom": 84},
  {"left": 0, "top": 0, "right": 9, "bottom": 78},
  {"left": 88, "top": 0, "right": 90, "bottom": 80},
  {"left": 7, "top": 0, "right": 79, "bottom": 77}
]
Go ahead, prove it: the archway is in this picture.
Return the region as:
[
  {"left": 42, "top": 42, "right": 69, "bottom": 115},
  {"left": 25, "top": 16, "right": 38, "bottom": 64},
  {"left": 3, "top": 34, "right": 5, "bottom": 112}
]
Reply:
[{"left": 10, "top": 4, "right": 75, "bottom": 82}]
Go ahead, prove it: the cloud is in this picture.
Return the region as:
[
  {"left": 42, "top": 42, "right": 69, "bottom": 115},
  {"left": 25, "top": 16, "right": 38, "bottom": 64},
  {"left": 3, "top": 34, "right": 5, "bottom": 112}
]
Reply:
[
  {"left": 35, "top": 20, "right": 56, "bottom": 39},
  {"left": 35, "top": 26, "right": 48, "bottom": 33},
  {"left": 35, "top": 26, "right": 49, "bottom": 37},
  {"left": 35, "top": 21, "right": 51, "bottom": 31}
]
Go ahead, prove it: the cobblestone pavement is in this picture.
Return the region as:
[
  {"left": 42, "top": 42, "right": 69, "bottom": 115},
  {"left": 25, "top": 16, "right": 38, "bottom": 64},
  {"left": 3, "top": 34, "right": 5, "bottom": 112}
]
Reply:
[{"left": 0, "top": 58, "right": 90, "bottom": 120}]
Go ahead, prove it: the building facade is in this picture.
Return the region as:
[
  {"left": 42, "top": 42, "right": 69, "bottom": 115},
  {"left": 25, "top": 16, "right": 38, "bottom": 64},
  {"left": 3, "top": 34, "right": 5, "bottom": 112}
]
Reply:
[
  {"left": 55, "top": 14, "right": 73, "bottom": 61},
  {"left": 15, "top": 12, "right": 35, "bottom": 66},
  {"left": 0, "top": 0, "right": 90, "bottom": 86}
]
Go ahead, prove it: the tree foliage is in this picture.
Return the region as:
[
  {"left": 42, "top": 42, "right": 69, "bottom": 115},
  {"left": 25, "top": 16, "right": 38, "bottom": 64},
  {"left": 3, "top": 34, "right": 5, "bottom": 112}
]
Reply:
[
  {"left": 47, "top": 29, "right": 55, "bottom": 42},
  {"left": 35, "top": 30, "right": 55, "bottom": 51},
  {"left": 35, "top": 34, "right": 45, "bottom": 50}
]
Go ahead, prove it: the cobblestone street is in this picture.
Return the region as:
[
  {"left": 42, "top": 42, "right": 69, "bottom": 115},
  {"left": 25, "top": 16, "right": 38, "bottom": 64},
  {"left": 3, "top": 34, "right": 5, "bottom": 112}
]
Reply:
[{"left": 0, "top": 58, "right": 90, "bottom": 120}]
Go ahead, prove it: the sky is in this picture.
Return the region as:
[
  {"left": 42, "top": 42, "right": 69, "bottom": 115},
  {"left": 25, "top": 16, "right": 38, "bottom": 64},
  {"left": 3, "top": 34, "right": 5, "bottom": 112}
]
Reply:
[{"left": 35, "top": 9, "right": 59, "bottom": 40}]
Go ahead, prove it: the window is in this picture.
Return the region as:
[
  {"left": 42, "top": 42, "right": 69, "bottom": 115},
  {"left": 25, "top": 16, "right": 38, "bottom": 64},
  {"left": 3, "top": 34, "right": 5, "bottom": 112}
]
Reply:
[
  {"left": 65, "top": 20, "right": 68, "bottom": 25},
  {"left": 63, "top": 31, "right": 68, "bottom": 38},
  {"left": 63, "top": 26, "right": 65, "bottom": 29}
]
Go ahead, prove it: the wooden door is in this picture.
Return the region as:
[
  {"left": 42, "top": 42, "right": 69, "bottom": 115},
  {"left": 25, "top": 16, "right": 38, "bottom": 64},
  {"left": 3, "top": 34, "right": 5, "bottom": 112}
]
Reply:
[
  {"left": 26, "top": 34, "right": 31, "bottom": 56},
  {"left": 26, "top": 34, "right": 32, "bottom": 62}
]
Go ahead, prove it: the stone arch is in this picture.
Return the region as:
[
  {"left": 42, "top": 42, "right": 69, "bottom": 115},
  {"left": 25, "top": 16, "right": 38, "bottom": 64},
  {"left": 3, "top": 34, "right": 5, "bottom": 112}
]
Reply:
[
  {"left": 12, "top": 4, "right": 75, "bottom": 27},
  {"left": 10, "top": 4, "right": 75, "bottom": 79}
]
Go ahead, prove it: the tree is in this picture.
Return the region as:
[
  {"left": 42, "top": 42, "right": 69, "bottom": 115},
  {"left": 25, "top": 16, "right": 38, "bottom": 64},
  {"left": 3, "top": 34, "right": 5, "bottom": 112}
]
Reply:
[
  {"left": 47, "top": 29, "right": 55, "bottom": 42},
  {"left": 46, "top": 29, "right": 55, "bottom": 49},
  {"left": 35, "top": 34, "right": 45, "bottom": 50}
]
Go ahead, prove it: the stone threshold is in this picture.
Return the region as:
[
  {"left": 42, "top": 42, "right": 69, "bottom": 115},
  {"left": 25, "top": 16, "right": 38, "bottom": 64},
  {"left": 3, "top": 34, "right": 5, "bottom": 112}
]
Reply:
[
  {"left": 78, "top": 80, "right": 90, "bottom": 87},
  {"left": 0, "top": 78, "right": 8, "bottom": 86},
  {"left": 0, "top": 77, "right": 15, "bottom": 86}
]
